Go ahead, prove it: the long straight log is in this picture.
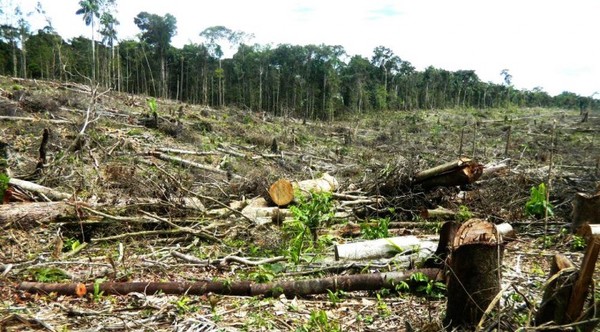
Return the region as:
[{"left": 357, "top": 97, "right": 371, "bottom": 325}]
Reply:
[
  {"left": 0, "top": 201, "right": 79, "bottom": 226},
  {"left": 148, "top": 151, "right": 240, "bottom": 179},
  {"left": 334, "top": 236, "right": 437, "bottom": 261},
  {"left": 19, "top": 269, "right": 442, "bottom": 298}
]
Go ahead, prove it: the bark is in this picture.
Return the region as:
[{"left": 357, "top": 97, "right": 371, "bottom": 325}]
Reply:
[
  {"left": 334, "top": 236, "right": 437, "bottom": 261},
  {"left": 19, "top": 268, "right": 442, "bottom": 298},
  {"left": 414, "top": 158, "right": 483, "bottom": 189},
  {"left": 571, "top": 191, "right": 600, "bottom": 233},
  {"left": 422, "top": 221, "right": 459, "bottom": 268},
  {"left": 443, "top": 219, "right": 505, "bottom": 330}
]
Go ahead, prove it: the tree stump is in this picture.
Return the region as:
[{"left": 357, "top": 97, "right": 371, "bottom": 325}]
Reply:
[
  {"left": 443, "top": 219, "right": 504, "bottom": 330},
  {"left": 571, "top": 191, "right": 600, "bottom": 233}
]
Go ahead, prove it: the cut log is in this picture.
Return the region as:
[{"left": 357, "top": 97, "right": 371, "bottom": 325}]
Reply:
[
  {"left": 414, "top": 158, "right": 483, "bottom": 189},
  {"left": 334, "top": 236, "right": 437, "bottom": 261},
  {"left": 241, "top": 197, "right": 290, "bottom": 225},
  {"left": 571, "top": 191, "right": 600, "bottom": 233},
  {"left": 294, "top": 173, "right": 338, "bottom": 198},
  {"left": 443, "top": 219, "right": 505, "bottom": 330},
  {"left": 268, "top": 178, "right": 294, "bottom": 207},
  {"left": 19, "top": 268, "right": 442, "bottom": 298}
]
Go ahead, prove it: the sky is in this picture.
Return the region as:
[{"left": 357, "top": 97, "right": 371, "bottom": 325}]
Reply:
[{"left": 7, "top": 0, "right": 600, "bottom": 97}]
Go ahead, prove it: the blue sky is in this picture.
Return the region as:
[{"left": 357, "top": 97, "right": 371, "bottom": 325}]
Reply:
[{"left": 7, "top": 0, "right": 600, "bottom": 97}]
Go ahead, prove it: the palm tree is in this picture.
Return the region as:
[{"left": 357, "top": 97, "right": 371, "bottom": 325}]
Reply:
[{"left": 76, "top": 0, "right": 101, "bottom": 83}]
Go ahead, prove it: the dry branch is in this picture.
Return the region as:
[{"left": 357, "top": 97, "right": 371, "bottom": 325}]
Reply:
[
  {"left": 148, "top": 151, "right": 240, "bottom": 179},
  {"left": 19, "top": 268, "right": 442, "bottom": 298}
]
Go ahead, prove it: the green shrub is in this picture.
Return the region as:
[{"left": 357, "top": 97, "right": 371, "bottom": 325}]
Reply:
[{"left": 525, "top": 183, "right": 553, "bottom": 218}]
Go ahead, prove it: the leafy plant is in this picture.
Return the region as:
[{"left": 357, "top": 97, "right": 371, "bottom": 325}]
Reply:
[
  {"left": 456, "top": 205, "right": 473, "bottom": 221},
  {"left": 173, "top": 295, "right": 193, "bottom": 314},
  {"left": 0, "top": 173, "right": 9, "bottom": 202},
  {"left": 285, "top": 191, "right": 334, "bottom": 264},
  {"left": 297, "top": 310, "right": 340, "bottom": 332},
  {"left": 248, "top": 265, "right": 276, "bottom": 283},
  {"left": 571, "top": 234, "right": 586, "bottom": 251},
  {"left": 525, "top": 183, "right": 553, "bottom": 218},
  {"left": 361, "top": 217, "right": 390, "bottom": 239},
  {"left": 31, "top": 268, "right": 69, "bottom": 282},
  {"left": 326, "top": 289, "right": 346, "bottom": 307},
  {"left": 92, "top": 279, "right": 105, "bottom": 302},
  {"left": 147, "top": 97, "right": 158, "bottom": 116},
  {"left": 63, "top": 238, "right": 82, "bottom": 252},
  {"left": 409, "top": 272, "right": 446, "bottom": 299},
  {"left": 375, "top": 293, "right": 391, "bottom": 317}
]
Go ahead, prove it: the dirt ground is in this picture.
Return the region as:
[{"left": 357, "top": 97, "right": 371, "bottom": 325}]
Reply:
[{"left": 0, "top": 76, "right": 599, "bottom": 331}]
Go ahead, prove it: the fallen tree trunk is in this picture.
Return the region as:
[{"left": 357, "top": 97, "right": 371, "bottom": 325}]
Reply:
[
  {"left": 0, "top": 201, "right": 80, "bottom": 226},
  {"left": 19, "top": 268, "right": 442, "bottom": 298},
  {"left": 8, "top": 178, "right": 70, "bottom": 201},
  {"left": 334, "top": 236, "right": 437, "bottom": 261},
  {"left": 241, "top": 197, "right": 290, "bottom": 225},
  {"left": 413, "top": 158, "right": 483, "bottom": 189},
  {"left": 443, "top": 219, "right": 505, "bottom": 330}
]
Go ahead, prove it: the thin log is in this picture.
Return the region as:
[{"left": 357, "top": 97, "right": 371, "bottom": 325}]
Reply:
[
  {"left": 19, "top": 268, "right": 442, "bottom": 298},
  {"left": 18, "top": 282, "right": 87, "bottom": 297},
  {"left": 420, "top": 206, "right": 456, "bottom": 220},
  {"left": 334, "top": 236, "right": 437, "bottom": 261},
  {"left": 241, "top": 197, "right": 290, "bottom": 225},
  {"left": 0, "top": 115, "right": 73, "bottom": 124},
  {"left": 148, "top": 151, "right": 240, "bottom": 179},
  {"left": 294, "top": 173, "right": 338, "bottom": 198},
  {"left": 414, "top": 158, "right": 483, "bottom": 189},
  {"left": 155, "top": 147, "right": 220, "bottom": 156},
  {"left": 8, "top": 178, "right": 70, "bottom": 201},
  {"left": 443, "top": 219, "right": 505, "bottom": 330}
]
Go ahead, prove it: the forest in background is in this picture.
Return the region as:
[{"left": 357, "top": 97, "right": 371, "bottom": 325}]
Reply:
[{"left": 1, "top": 0, "right": 598, "bottom": 121}]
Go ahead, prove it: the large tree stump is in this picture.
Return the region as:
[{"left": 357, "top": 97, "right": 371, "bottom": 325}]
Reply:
[
  {"left": 535, "top": 225, "right": 600, "bottom": 331},
  {"left": 571, "top": 191, "right": 600, "bottom": 233},
  {"left": 443, "top": 219, "right": 505, "bottom": 330}
]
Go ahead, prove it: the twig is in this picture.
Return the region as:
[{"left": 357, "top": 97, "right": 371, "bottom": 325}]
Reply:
[{"left": 139, "top": 210, "right": 222, "bottom": 243}]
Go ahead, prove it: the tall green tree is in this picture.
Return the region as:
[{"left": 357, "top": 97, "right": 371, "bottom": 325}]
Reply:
[
  {"left": 134, "top": 12, "right": 177, "bottom": 98},
  {"left": 76, "top": 0, "right": 102, "bottom": 83}
]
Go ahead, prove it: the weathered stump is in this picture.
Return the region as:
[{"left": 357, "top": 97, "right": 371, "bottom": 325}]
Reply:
[{"left": 443, "top": 219, "right": 504, "bottom": 330}]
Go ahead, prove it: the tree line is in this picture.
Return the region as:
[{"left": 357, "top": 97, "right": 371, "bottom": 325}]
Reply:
[{"left": 0, "top": 1, "right": 597, "bottom": 121}]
